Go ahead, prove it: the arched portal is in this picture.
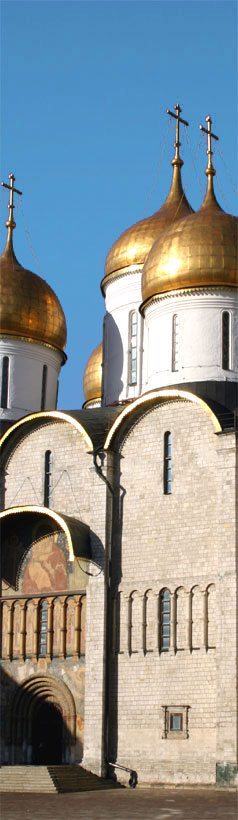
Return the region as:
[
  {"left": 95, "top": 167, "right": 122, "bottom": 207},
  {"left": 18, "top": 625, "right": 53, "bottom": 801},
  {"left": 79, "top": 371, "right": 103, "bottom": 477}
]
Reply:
[
  {"left": 32, "top": 701, "right": 63, "bottom": 764},
  {"left": 5, "top": 675, "right": 76, "bottom": 765}
]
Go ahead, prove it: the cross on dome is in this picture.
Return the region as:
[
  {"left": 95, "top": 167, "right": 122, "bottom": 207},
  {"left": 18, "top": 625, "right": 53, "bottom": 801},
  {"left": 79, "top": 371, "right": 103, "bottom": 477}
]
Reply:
[
  {"left": 199, "top": 115, "right": 219, "bottom": 177},
  {"left": 1, "top": 172, "right": 22, "bottom": 232},
  {"left": 166, "top": 103, "right": 189, "bottom": 166}
]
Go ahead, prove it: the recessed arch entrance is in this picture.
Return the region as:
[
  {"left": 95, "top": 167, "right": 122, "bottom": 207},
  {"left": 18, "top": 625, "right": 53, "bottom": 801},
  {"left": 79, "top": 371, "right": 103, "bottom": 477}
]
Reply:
[{"left": 5, "top": 674, "right": 76, "bottom": 765}]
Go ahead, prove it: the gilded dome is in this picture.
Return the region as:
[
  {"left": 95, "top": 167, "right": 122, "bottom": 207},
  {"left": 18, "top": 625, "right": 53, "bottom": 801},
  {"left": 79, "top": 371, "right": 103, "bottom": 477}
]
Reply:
[
  {"left": 0, "top": 232, "right": 67, "bottom": 352},
  {"left": 142, "top": 177, "right": 238, "bottom": 306},
  {"left": 83, "top": 342, "right": 102, "bottom": 404},
  {"left": 102, "top": 163, "right": 193, "bottom": 292}
]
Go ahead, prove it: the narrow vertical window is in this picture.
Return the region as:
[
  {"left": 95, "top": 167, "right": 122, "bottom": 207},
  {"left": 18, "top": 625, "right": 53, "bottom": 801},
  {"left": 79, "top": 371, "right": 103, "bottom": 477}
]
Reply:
[
  {"left": 164, "top": 432, "right": 172, "bottom": 494},
  {"left": 41, "top": 365, "right": 47, "bottom": 410},
  {"left": 1, "top": 356, "right": 9, "bottom": 408},
  {"left": 44, "top": 450, "right": 53, "bottom": 508},
  {"left": 172, "top": 314, "right": 179, "bottom": 371},
  {"left": 128, "top": 311, "right": 138, "bottom": 385},
  {"left": 160, "top": 589, "right": 170, "bottom": 650},
  {"left": 222, "top": 312, "right": 230, "bottom": 370},
  {"left": 39, "top": 600, "right": 48, "bottom": 656},
  {"left": 55, "top": 379, "right": 59, "bottom": 409}
]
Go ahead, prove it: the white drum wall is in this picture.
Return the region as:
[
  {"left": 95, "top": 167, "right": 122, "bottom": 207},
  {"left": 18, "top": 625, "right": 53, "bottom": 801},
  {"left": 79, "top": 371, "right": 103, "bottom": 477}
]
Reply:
[
  {"left": 0, "top": 337, "right": 64, "bottom": 421},
  {"left": 142, "top": 289, "right": 238, "bottom": 392}
]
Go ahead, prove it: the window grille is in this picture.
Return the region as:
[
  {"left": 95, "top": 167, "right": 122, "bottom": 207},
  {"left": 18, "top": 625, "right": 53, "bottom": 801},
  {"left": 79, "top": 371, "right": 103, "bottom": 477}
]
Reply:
[
  {"left": 160, "top": 589, "right": 170, "bottom": 650},
  {"left": 128, "top": 312, "right": 138, "bottom": 385},
  {"left": 44, "top": 450, "right": 53, "bottom": 508},
  {"left": 164, "top": 432, "right": 172, "bottom": 494},
  {"left": 39, "top": 600, "right": 48, "bottom": 656}
]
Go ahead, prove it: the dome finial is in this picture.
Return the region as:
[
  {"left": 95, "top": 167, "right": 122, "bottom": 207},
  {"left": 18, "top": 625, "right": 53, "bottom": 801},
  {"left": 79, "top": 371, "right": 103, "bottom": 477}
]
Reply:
[
  {"left": 166, "top": 103, "right": 189, "bottom": 168},
  {"left": 1, "top": 173, "right": 22, "bottom": 242},
  {"left": 199, "top": 115, "right": 219, "bottom": 179}
]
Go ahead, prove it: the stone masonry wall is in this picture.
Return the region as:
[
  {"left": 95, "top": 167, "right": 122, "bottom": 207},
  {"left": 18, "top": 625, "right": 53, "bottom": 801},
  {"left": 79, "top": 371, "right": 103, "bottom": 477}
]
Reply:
[{"left": 108, "top": 399, "right": 237, "bottom": 785}]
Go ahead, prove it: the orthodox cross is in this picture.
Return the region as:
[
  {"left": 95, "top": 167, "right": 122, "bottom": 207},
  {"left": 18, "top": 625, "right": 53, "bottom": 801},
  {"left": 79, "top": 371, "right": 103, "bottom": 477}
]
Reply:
[
  {"left": 199, "top": 116, "right": 219, "bottom": 175},
  {"left": 1, "top": 173, "right": 22, "bottom": 229},
  {"left": 166, "top": 103, "right": 189, "bottom": 163}
]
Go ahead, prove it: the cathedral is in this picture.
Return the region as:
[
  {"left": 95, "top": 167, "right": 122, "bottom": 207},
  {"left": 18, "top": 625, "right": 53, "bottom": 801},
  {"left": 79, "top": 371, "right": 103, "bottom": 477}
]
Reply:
[{"left": 0, "top": 106, "right": 237, "bottom": 787}]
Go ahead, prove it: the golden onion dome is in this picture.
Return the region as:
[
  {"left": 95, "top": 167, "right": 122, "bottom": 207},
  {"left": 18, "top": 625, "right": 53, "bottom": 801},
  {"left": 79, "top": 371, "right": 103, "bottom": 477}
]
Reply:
[
  {"left": 0, "top": 231, "right": 67, "bottom": 352},
  {"left": 102, "top": 161, "right": 194, "bottom": 292},
  {"left": 142, "top": 176, "right": 237, "bottom": 307},
  {"left": 142, "top": 110, "right": 238, "bottom": 308},
  {"left": 83, "top": 342, "right": 102, "bottom": 405}
]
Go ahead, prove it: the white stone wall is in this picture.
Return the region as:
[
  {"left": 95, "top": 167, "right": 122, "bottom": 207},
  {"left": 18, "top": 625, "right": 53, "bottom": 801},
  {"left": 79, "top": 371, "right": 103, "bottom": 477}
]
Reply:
[
  {"left": 108, "top": 399, "right": 237, "bottom": 784},
  {"left": 102, "top": 269, "right": 143, "bottom": 404},
  {"left": 2, "top": 417, "right": 108, "bottom": 776},
  {"left": 0, "top": 337, "right": 63, "bottom": 421},
  {"left": 3, "top": 421, "right": 91, "bottom": 518},
  {"left": 143, "top": 289, "right": 238, "bottom": 392}
]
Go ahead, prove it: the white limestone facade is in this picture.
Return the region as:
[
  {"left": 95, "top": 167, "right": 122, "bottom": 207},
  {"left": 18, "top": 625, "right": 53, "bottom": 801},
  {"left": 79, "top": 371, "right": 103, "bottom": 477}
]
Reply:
[
  {"left": 107, "top": 398, "right": 238, "bottom": 785},
  {"left": 0, "top": 337, "right": 64, "bottom": 421},
  {"left": 102, "top": 268, "right": 143, "bottom": 404},
  {"left": 142, "top": 288, "right": 238, "bottom": 392}
]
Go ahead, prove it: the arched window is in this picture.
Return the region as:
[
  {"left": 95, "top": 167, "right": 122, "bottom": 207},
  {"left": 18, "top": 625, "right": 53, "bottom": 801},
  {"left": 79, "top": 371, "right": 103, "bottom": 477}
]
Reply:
[
  {"left": 41, "top": 365, "right": 48, "bottom": 410},
  {"left": 44, "top": 450, "right": 53, "bottom": 508},
  {"left": 172, "top": 314, "right": 179, "bottom": 372},
  {"left": 160, "top": 589, "right": 170, "bottom": 650},
  {"left": 164, "top": 432, "right": 172, "bottom": 494},
  {"left": 128, "top": 311, "right": 138, "bottom": 385},
  {"left": 39, "top": 600, "right": 48, "bottom": 656},
  {"left": 1, "top": 356, "right": 9, "bottom": 408},
  {"left": 222, "top": 312, "right": 230, "bottom": 370}
]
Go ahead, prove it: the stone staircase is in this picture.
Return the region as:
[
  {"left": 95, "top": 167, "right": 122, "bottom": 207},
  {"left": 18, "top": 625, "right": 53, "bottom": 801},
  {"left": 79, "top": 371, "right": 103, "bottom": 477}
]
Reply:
[
  {"left": 0, "top": 766, "right": 57, "bottom": 793},
  {"left": 0, "top": 765, "right": 123, "bottom": 793},
  {"left": 48, "top": 765, "right": 123, "bottom": 792}
]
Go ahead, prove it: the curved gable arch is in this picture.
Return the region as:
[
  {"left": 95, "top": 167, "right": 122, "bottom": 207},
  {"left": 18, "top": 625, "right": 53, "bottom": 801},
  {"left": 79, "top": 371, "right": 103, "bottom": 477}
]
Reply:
[
  {"left": 104, "top": 389, "right": 221, "bottom": 449},
  {"left": 0, "top": 506, "right": 91, "bottom": 563},
  {"left": 0, "top": 410, "right": 93, "bottom": 453}
]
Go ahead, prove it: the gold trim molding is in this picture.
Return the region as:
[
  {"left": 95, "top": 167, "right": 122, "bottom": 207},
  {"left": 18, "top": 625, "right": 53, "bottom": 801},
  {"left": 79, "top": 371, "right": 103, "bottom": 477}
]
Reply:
[
  {"left": 0, "top": 410, "right": 93, "bottom": 451},
  {"left": 0, "top": 505, "right": 74, "bottom": 561},
  {"left": 104, "top": 389, "right": 221, "bottom": 449}
]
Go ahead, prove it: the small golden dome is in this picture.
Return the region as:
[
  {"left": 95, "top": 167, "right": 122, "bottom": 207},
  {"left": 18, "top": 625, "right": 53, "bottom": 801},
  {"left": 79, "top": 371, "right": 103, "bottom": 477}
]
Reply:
[
  {"left": 102, "top": 163, "right": 193, "bottom": 291},
  {"left": 83, "top": 342, "right": 102, "bottom": 404},
  {"left": 142, "top": 177, "right": 238, "bottom": 306},
  {"left": 0, "top": 232, "right": 67, "bottom": 352}
]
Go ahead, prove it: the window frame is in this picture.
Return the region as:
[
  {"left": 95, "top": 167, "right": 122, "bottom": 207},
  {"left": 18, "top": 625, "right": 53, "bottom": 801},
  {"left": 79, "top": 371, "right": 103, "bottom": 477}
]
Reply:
[
  {"left": 1, "top": 356, "right": 9, "bottom": 409},
  {"left": 164, "top": 431, "right": 172, "bottom": 495},
  {"left": 160, "top": 588, "right": 171, "bottom": 651},
  {"left": 162, "top": 705, "right": 189, "bottom": 739},
  {"left": 44, "top": 450, "right": 53, "bottom": 508},
  {"left": 128, "top": 310, "right": 138, "bottom": 386},
  {"left": 172, "top": 314, "right": 179, "bottom": 372},
  {"left": 41, "top": 364, "right": 48, "bottom": 411},
  {"left": 222, "top": 311, "right": 230, "bottom": 371},
  {"left": 38, "top": 599, "right": 48, "bottom": 657}
]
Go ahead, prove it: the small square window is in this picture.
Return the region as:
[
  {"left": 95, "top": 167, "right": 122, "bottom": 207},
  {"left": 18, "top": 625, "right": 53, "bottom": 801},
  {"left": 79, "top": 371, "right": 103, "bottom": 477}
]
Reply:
[
  {"left": 170, "top": 713, "right": 182, "bottom": 731},
  {"left": 162, "top": 706, "right": 189, "bottom": 739}
]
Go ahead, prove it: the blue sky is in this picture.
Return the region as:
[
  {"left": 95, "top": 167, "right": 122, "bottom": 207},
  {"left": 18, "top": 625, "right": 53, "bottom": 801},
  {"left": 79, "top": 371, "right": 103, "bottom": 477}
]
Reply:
[{"left": 1, "top": 0, "right": 237, "bottom": 409}]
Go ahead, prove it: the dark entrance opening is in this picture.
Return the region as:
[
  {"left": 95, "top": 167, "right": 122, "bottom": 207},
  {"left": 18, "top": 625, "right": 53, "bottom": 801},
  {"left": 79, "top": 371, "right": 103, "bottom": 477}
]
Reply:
[{"left": 32, "top": 701, "right": 62, "bottom": 764}]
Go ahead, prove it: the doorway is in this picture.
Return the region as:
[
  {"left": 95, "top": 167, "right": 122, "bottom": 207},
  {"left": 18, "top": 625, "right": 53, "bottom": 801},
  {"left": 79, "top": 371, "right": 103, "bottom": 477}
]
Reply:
[{"left": 32, "top": 701, "right": 62, "bottom": 764}]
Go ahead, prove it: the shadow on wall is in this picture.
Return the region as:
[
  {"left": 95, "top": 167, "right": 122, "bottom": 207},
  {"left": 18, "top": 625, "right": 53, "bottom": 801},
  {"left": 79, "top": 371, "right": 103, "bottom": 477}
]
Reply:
[
  {"left": 0, "top": 666, "right": 79, "bottom": 765},
  {"left": 103, "top": 313, "right": 124, "bottom": 404}
]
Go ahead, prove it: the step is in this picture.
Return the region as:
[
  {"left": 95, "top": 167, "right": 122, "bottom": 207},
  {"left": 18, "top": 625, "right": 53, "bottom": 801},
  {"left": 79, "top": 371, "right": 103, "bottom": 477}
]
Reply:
[
  {"left": 0, "top": 765, "right": 123, "bottom": 793},
  {"left": 0, "top": 766, "right": 57, "bottom": 792},
  {"left": 48, "top": 765, "right": 123, "bottom": 792}
]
